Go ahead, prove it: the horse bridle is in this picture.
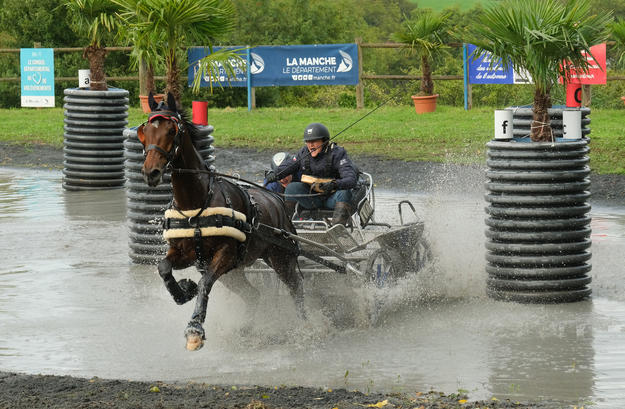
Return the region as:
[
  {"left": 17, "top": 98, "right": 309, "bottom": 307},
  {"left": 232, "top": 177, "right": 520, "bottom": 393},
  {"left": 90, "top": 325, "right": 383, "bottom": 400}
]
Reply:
[{"left": 142, "top": 110, "right": 184, "bottom": 164}]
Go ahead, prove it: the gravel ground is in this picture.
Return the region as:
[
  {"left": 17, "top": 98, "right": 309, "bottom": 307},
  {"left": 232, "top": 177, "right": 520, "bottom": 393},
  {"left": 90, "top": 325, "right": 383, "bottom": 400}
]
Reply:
[
  {"left": 0, "top": 371, "right": 563, "bottom": 409},
  {"left": 0, "top": 141, "right": 621, "bottom": 408}
]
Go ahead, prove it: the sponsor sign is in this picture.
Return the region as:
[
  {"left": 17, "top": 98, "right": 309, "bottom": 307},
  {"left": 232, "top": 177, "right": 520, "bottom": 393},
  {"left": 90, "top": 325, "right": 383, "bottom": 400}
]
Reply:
[
  {"left": 21, "top": 48, "right": 55, "bottom": 107},
  {"left": 188, "top": 47, "right": 248, "bottom": 86},
  {"left": 562, "top": 43, "right": 606, "bottom": 85},
  {"left": 466, "top": 43, "right": 531, "bottom": 85},
  {"left": 188, "top": 44, "right": 358, "bottom": 87}
]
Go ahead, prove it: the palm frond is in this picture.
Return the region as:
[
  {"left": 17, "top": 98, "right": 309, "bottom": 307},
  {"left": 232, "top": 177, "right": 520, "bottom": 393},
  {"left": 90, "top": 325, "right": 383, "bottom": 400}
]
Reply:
[
  {"left": 470, "top": 0, "right": 612, "bottom": 94},
  {"left": 393, "top": 11, "right": 451, "bottom": 59},
  {"left": 112, "top": 0, "right": 238, "bottom": 99},
  {"left": 64, "top": 0, "right": 121, "bottom": 47},
  {"left": 610, "top": 20, "right": 625, "bottom": 69},
  {"left": 190, "top": 48, "right": 247, "bottom": 94}
]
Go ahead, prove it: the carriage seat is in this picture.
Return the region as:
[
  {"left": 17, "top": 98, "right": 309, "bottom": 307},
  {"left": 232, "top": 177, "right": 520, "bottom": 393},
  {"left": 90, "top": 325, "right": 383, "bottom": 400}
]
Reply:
[{"left": 292, "top": 174, "right": 372, "bottom": 226}]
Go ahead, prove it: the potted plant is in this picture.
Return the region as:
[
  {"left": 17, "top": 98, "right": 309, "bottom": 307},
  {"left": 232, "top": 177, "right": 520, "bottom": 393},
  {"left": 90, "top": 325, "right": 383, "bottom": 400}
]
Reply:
[
  {"left": 471, "top": 0, "right": 612, "bottom": 141},
  {"left": 114, "top": 0, "right": 245, "bottom": 107},
  {"left": 61, "top": 0, "right": 130, "bottom": 191},
  {"left": 393, "top": 10, "right": 451, "bottom": 114},
  {"left": 471, "top": 0, "right": 612, "bottom": 303},
  {"left": 609, "top": 20, "right": 625, "bottom": 106},
  {"left": 64, "top": 0, "right": 121, "bottom": 91}
]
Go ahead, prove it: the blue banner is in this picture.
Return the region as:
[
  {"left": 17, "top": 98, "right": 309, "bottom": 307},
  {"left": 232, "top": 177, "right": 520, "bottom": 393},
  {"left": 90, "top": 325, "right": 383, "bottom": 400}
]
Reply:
[
  {"left": 466, "top": 44, "right": 531, "bottom": 85},
  {"left": 467, "top": 44, "right": 511, "bottom": 84},
  {"left": 188, "top": 44, "right": 359, "bottom": 88},
  {"left": 188, "top": 47, "right": 248, "bottom": 87},
  {"left": 20, "top": 48, "right": 55, "bottom": 107}
]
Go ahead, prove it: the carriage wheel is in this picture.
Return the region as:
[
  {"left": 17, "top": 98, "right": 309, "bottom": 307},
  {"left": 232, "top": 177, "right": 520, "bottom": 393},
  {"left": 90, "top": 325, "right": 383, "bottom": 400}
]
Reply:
[
  {"left": 366, "top": 248, "right": 399, "bottom": 288},
  {"left": 413, "top": 238, "right": 433, "bottom": 272}
]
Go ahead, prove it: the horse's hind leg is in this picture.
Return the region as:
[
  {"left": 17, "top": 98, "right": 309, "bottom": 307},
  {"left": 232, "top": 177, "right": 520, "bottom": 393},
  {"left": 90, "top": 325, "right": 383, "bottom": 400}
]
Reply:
[{"left": 270, "top": 253, "right": 306, "bottom": 321}]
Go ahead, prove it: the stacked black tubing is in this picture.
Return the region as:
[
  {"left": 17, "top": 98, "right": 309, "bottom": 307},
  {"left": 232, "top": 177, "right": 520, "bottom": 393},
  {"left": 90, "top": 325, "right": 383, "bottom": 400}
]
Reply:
[
  {"left": 485, "top": 138, "right": 592, "bottom": 303},
  {"left": 63, "top": 88, "right": 129, "bottom": 190},
  {"left": 124, "top": 125, "right": 216, "bottom": 264}
]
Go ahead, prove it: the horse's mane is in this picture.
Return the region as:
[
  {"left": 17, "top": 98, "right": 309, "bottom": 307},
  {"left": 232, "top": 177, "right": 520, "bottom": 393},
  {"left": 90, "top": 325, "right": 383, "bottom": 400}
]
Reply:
[
  {"left": 154, "top": 100, "right": 204, "bottom": 148},
  {"left": 178, "top": 109, "right": 204, "bottom": 148}
]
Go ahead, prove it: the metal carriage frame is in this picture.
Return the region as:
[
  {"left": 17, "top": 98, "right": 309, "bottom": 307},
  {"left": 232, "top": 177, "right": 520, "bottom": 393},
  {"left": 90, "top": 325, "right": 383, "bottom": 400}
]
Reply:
[{"left": 249, "top": 172, "right": 433, "bottom": 286}]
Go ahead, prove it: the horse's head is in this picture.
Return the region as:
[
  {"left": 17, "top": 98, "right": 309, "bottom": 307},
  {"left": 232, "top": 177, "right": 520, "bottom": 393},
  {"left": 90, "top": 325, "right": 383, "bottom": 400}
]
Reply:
[{"left": 137, "top": 92, "right": 183, "bottom": 187}]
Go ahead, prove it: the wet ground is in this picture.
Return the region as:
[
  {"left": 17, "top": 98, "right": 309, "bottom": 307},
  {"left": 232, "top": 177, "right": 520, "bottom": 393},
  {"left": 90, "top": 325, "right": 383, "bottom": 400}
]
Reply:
[{"left": 1, "top": 144, "right": 625, "bottom": 408}]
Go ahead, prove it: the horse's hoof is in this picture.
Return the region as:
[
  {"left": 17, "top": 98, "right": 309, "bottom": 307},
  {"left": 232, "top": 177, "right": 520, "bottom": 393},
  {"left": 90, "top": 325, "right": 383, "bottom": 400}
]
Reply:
[
  {"left": 185, "top": 333, "right": 204, "bottom": 351},
  {"left": 184, "top": 323, "right": 205, "bottom": 351},
  {"left": 173, "top": 279, "right": 198, "bottom": 305},
  {"left": 180, "top": 278, "right": 198, "bottom": 298}
]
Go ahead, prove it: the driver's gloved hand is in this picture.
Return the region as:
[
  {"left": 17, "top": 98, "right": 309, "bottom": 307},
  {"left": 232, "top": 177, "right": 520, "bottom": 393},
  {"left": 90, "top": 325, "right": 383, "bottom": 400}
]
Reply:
[
  {"left": 265, "top": 170, "right": 278, "bottom": 183},
  {"left": 318, "top": 181, "right": 337, "bottom": 193}
]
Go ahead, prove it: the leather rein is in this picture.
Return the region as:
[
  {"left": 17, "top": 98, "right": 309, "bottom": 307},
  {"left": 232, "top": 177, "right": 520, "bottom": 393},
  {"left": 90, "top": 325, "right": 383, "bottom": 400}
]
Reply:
[{"left": 141, "top": 112, "right": 325, "bottom": 198}]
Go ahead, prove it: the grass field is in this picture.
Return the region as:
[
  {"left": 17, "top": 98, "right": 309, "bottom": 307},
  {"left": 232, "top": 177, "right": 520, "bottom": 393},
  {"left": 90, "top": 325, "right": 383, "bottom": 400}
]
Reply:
[
  {"left": 409, "top": 0, "right": 494, "bottom": 11},
  {"left": 1, "top": 105, "right": 624, "bottom": 174}
]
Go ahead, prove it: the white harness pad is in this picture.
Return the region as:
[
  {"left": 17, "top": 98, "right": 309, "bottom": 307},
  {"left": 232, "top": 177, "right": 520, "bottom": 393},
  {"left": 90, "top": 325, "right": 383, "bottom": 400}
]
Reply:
[{"left": 163, "top": 207, "right": 248, "bottom": 242}]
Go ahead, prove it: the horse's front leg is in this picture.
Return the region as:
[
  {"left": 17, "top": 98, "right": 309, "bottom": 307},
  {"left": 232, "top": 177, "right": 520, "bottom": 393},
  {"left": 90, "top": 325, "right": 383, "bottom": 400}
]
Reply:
[
  {"left": 185, "top": 243, "right": 237, "bottom": 351},
  {"left": 184, "top": 264, "right": 217, "bottom": 351},
  {"left": 158, "top": 245, "right": 197, "bottom": 305}
]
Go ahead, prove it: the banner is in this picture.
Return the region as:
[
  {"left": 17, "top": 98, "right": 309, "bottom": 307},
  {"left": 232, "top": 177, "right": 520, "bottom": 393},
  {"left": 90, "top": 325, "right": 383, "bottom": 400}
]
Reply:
[
  {"left": 188, "top": 47, "right": 248, "bottom": 87},
  {"left": 466, "top": 44, "right": 531, "bottom": 85},
  {"left": 562, "top": 43, "right": 606, "bottom": 85},
  {"left": 20, "top": 48, "right": 55, "bottom": 107},
  {"left": 188, "top": 44, "right": 358, "bottom": 88}
]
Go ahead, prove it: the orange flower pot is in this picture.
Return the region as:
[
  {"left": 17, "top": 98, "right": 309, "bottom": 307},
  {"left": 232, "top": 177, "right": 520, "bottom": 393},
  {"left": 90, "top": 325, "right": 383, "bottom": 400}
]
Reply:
[
  {"left": 411, "top": 94, "right": 439, "bottom": 114},
  {"left": 621, "top": 96, "right": 625, "bottom": 106},
  {"left": 139, "top": 94, "right": 165, "bottom": 113}
]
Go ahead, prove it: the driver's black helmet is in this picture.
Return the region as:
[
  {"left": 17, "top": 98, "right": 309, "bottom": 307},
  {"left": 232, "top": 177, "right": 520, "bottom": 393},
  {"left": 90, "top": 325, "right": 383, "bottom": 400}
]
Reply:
[
  {"left": 303, "top": 123, "right": 330, "bottom": 142},
  {"left": 271, "top": 152, "right": 295, "bottom": 171}
]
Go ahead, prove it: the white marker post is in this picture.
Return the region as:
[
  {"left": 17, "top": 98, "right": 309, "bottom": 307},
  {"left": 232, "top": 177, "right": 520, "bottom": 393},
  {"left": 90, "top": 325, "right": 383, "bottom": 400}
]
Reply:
[
  {"left": 494, "top": 109, "right": 513, "bottom": 140},
  {"left": 78, "top": 69, "right": 91, "bottom": 89},
  {"left": 562, "top": 109, "right": 582, "bottom": 140}
]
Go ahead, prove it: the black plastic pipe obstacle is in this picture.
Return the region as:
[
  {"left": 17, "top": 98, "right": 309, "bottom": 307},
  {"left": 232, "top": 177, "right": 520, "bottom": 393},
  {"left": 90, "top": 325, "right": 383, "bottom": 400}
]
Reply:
[
  {"left": 123, "top": 126, "right": 215, "bottom": 264},
  {"left": 485, "top": 109, "right": 592, "bottom": 303},
  {"left": 62, "top": 88, "right": 129, "bottom": 190}
]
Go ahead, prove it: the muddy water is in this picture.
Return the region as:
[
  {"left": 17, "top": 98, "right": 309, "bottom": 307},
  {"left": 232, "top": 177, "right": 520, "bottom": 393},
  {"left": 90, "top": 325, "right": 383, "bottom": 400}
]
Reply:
[{"left": 1, "top": 167, "right": 625, "bottom": 408}]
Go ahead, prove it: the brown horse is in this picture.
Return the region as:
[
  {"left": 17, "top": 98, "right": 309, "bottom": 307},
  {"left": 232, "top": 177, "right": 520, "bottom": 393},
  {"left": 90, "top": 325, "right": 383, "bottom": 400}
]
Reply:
[{"left": 138, "top": 93, "right": 305, "bottom": 350}]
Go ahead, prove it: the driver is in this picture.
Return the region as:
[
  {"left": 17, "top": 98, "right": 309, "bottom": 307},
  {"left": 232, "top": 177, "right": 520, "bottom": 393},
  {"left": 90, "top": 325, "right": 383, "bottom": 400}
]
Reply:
[{"left": 265, "top": 122, "right": 358, "bottom": 226}]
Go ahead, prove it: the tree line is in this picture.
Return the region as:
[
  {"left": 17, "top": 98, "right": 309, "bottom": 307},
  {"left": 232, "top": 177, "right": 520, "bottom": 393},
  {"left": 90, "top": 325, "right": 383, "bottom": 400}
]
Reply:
[{"left": 1, "top": 0, "right": 625, "bottom": 109}]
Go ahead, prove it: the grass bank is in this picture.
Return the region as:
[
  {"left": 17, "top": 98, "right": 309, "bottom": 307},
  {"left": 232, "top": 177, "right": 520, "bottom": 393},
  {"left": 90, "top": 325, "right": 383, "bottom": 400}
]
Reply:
[{"left": 1, "top": 105, "right": 624, "bottom": 174}]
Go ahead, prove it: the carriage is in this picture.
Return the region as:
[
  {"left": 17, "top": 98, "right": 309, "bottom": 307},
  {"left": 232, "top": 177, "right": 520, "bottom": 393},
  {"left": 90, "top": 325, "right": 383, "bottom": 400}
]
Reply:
[{"left": 247, "top": 172, "right": 433, "bottom": 288}]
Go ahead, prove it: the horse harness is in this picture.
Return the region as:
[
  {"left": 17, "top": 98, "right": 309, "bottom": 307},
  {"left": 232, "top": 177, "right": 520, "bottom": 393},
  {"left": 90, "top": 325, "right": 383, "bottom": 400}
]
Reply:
[
  {"left": 162, "top": 174, "right": 299, "bottom": 266},
  {"left": 146, "top": 109, "right": 299, "bottom": 266}
]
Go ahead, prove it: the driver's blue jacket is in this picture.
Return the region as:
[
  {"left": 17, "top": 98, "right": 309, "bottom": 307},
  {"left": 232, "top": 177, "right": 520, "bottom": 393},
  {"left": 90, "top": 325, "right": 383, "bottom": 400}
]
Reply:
[{"left": 274, "top": 142, "right": 357, "bottom": 190}]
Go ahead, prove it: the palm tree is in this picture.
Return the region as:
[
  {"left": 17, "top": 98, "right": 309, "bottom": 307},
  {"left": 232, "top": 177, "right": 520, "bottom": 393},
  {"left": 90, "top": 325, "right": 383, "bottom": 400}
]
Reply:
[
  {"left": 64, "top": 0, "right": 121, "bottom": 91},
  {"left": 393, "top": 10, "right": 450, "bottom": 97},
  {"left": 114, "top": 0, "right": 245, "bottom": 106},
  {"left": 610, "top": 20, "right": 625, "bottom": 69},
  {"left": 114, "top": 0, "right": 162, "bottom": 96},
  {"left": 471, "top": 0, "right": 612, "bottom": 142}
]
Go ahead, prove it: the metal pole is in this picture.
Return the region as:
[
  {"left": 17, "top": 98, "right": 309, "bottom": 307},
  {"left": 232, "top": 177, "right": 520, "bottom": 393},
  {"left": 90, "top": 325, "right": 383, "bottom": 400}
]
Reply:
[
  {"left": 246, "top": 47, "right": 252, "bottom": 111},
  {"left": 463, "top": 43, "right": 469, "bottom": 111},
  {"left": 355, "top": 37, "right": 364, "bottom": 109}
]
